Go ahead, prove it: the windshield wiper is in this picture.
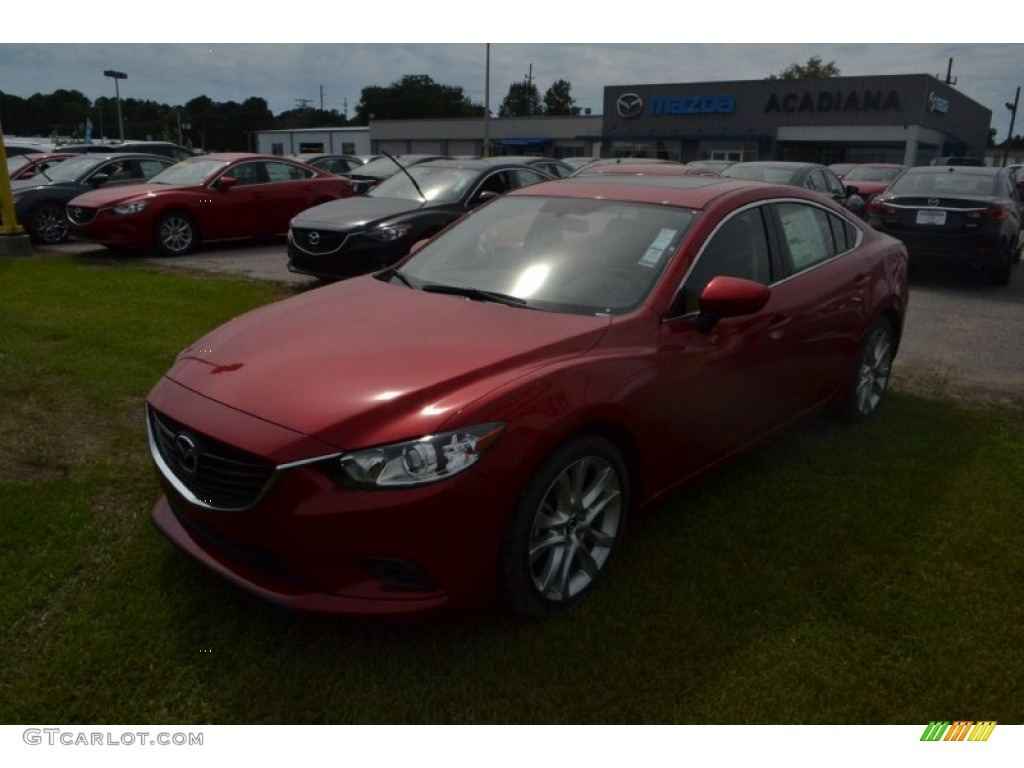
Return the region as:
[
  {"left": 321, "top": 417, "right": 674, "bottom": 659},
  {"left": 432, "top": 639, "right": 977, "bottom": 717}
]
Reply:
[
  {"left": 376, "top": 267, "right": 414, "bottom": 288},
  {"left": 420, "top": 283, "right": 529, "bottom": 307},
  {"left": 381, "top": 150, "right": 427, "bottom": 202}
]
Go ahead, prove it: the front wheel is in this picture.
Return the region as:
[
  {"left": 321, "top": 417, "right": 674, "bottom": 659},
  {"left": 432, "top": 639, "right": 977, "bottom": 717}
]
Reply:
[
  {"left": 844, "top": 318, "right": 894, "bottom": 421},
  {"left": 154, "top": 211, "right": 198, "bottom": 256},
  {"left": 29, "top": 202, "right": 69, "bottom": 244},
  {"left": 500, "top": 435, "right": 629, "bottom": 618}
]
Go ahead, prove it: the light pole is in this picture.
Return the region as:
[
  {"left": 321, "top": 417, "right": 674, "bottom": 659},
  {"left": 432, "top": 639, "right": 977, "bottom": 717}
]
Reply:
[
  {"left": 1003, "top": 86, "right": 1019, "bottom": 168},
  {"left": 103, "top": 69, "right": 127, "bottom": 141}
]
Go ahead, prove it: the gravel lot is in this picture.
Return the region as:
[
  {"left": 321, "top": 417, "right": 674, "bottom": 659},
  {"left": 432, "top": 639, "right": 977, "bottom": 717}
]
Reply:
[{"left": 32, "top": 237, "right": 1024, "bottom": 406}]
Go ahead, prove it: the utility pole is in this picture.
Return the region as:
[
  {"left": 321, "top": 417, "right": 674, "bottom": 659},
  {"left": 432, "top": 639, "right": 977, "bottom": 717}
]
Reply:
[
  {"left": 295, "top": 98, "right": 313, "bottom": 110},
  {"left": 525, "top": 63, "right": 534, "bottom": 116},
  {"left": 320, "top": 85, "right": 324, "bottom": 111},
  {"left": 943, "top": 58, "right": 957, "bottom": 85},
  {"left": 1004, "top": 86, "right": 1020, "bottom": 167},
  {"left": 483, "top": 44, "right": 491, "bottom": 157}
]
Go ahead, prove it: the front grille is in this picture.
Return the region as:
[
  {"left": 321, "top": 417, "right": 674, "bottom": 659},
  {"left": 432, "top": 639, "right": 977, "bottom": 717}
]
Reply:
[
  {"left": 148, "top": 406, "right": 276, "bottom": 511},
  {"left": 67, "top": 205, "right": 97, "bottom": 225},
  {"left": 289, "top": 227, "right": 351, "bottom": 255}
]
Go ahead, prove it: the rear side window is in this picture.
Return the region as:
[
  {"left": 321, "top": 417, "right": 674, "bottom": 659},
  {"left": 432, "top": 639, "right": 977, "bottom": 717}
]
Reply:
[{"left": 774, "top": 202, "right": 859, "bottom": 276}]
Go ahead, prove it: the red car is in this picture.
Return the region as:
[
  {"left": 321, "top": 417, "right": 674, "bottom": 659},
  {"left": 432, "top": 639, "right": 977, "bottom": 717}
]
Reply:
[
  {"left": 66, "top": 153, "right": 355, "bottom": 255},
  {"left": 572, "top": 161, "right": 720, "bottom": 178},
  {"left": 146, "top": 175, "right": 909, "bottom": 618},
  {"left": 7, "top": 152, "right": 78, "bottom": 181},
  {"left": 841, "top": 163, "right": 907, "bottom": 209}
]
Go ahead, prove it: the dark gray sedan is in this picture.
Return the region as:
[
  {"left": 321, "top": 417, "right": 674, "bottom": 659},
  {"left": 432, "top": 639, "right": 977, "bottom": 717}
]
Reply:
[
  {"left": 10, "top": 153, "right": 175, "bottom": 243},
  {"left": 723, "top": 161, "right": 865, "bottom": 216}
]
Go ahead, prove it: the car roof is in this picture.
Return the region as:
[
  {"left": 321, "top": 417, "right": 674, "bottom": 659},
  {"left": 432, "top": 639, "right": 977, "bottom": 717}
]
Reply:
[
  {"left": 729, "top": 161, "right": 824, "bottom": 169},
  {"left": 511, "top": 174, "right": 826, "bottom": 210},
  {"left": 574, "top": 162, "right": 718, "bottom": 176},
  {"left": 903, "top": 165, "right": 1001, "bottom": 175},
  {"left": 412, "top": 157, "right": 556, "bottom": 171}
]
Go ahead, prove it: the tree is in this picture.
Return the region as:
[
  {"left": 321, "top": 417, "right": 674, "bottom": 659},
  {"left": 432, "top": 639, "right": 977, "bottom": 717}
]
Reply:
[
  {"left": 353, "top": 75, "right": 484, "bottom": 124},
  {"left": 499, "top": 80, "right": 543, "bottom": 117},
  {"left": 768, "top": 56, "right": 841, "bottom": 80},
  {"left": 543, "top": 80, "right": 580, "bottom": 117}
]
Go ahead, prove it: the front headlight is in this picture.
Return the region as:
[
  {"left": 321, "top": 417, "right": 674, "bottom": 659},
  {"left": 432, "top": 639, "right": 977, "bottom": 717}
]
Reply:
[
  {"left": 324, "top": 423, "right": 505, "bottom": 488},
  {"left": 367, "top": 222, "right": 414, "bottom": 242},
  {"left": 112, "top": 201, "right": 148, "bottom": 215}
]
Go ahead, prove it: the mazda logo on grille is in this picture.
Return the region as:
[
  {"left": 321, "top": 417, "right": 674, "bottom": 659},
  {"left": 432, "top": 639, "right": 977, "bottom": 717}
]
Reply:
[
  {"left": 928, "top": 198, "right": 940, "bottom": 207},
  {"left": 70, "top": 207, "right": 81, "bottom": 217},
  {"left": 174, "top": 432, "right": 200, "bottom": 475},
  {"left": 616, "top": 93, "right": 644, "bottom": 119},
  {"left": 308, "top": 231, "right": 320, "bottom": 245}
]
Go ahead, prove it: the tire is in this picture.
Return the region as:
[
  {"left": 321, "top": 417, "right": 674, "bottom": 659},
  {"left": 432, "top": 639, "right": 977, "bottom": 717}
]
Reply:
[
  {"left": 988, "top": 262, "right": 1012, "bottom": 286},
  {"left": 844, "top": 318, "right": 894, "bottom": 421},
  {"left": 500, "top": 435, "right": 629, "bottom": 618},
  {"left": 154, "top": 211, "right": 198, "bottom": 256},
  {"left": 28, "top": 202, "right": 68, "bottom": 244}
]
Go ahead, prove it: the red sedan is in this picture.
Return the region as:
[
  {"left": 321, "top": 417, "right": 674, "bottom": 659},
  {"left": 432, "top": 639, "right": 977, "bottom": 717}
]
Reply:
[
  {"left": 66, "top": 153, "right": 355, "bottom": 255},
  {"left": 7, "top": 152, "right": 78, "bottom": 181},
  {"left": 841, "top": 163, "right": 907, "bottom": 208},
  {"left": 146, "top": 175, "right": 909, "bottom": 618}
]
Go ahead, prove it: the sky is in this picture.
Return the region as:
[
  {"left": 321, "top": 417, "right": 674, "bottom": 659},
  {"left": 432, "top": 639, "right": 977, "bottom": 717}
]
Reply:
[{"left": 3, "top": 6, "right": 1021, "bottom": 141}]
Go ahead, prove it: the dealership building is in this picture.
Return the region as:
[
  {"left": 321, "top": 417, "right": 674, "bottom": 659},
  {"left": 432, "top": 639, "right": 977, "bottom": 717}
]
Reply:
[
  {"left": 600, "top": 74, "right": 992, "bottom": 166},
  {"left": 257, "top": 73, "right": 993, "bottom": 166}
]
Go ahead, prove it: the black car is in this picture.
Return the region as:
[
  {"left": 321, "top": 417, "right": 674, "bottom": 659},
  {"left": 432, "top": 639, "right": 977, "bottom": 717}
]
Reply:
[
  {"left": 343, "top": 154, "right": 452, "bottom": 195},
  {"left": 866, "top": 165, "right": 1022, "bottom": 285},
  {"left": 10, "top": 153, "right": 176, "bottom": 244},
  {"left": 287, "top": 158, "right": 555, "bottom": 280},
  {"left": 55, "top": 141, "right": 195, "bottom": 161},
  {"left": 293, "top": 153, "right": 366, "bottom": 175},
  {"left": 722, "top": 161, "right": 865, "bottom": 215}
]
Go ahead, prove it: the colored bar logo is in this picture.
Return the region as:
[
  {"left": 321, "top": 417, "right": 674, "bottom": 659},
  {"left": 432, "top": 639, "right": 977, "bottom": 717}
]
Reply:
[{"left": 920, "top": 721, "right": 996, "bottom": 741}]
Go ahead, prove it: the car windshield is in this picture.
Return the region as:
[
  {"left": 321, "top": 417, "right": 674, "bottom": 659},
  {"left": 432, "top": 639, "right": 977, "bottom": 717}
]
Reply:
[
  {"left": 7, "top": 156, "right": 30, "bottom": 172},
  {"left": 845, "top": 166, "right": 903, "bottom": 182},
  {"left": 369, "top": 166, "right": 477, "bottom": 203},
  {"left": 34, "top": 155, "right": 110, "bottom": 182},
  {"left": 149, "top": 159, "right": 228, "bottom": 185},
  {"left": 723, "top": 165, "right": 799, "bottom": 184},
  {"left": 397, "top": 195, "right": 696, "bottom": 316},
  {"left": 889, "top": 171, "right": 999, "bottom": 197}
]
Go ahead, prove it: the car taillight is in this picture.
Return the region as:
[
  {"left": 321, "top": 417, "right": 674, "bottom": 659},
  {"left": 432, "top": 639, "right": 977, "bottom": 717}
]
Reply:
[
  {"left": 866, "top": 198, "right": 889, "bottom": 216},
  {"left": 985, "top": 205, "right": 1011, "bottom": 220}
]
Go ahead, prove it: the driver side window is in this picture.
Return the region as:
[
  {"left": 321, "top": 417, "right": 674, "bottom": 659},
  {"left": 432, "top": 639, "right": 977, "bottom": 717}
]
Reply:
[{"left": 678, "top": 206, "right": 771, "bottom": 315}]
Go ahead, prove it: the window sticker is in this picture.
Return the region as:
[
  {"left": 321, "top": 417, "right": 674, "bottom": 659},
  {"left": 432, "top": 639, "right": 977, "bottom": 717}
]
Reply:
[{"left": 638, "top": 228, "right": 677, "bottom": 268}]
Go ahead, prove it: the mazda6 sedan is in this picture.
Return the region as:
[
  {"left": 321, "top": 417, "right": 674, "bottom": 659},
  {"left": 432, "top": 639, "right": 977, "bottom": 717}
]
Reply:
[
  {"left": 66, "top": 153, "right": 355, "bottom": 256},
  {"left": 146, "top": 175, "right": 909, "bottom": 618},
  {"left": 11, "top": 153, "right": 175, "bottom": 244},
  {"left": 865, "top": 165, "right": 1022, "bottom": 285},
  {"left": 287, "top": 157, "right": 554, "bottom": 280}
]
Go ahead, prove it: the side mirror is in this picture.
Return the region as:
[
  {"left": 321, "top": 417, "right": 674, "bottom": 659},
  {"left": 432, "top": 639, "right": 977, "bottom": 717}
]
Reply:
[
  {"left": 215, "top": 175, "right": 237, "bottom": 190},
  {"left": 844, "top": 183, "right": 860, "bottom": 197},
  {"left": 90, "top": 173, "right": 111, "bottom": 186},
  {"left": 473, "top": 190, "right": 502, "bottom": 206},
  {"left": 695, "top": 276, "right": 771, "bottom": 335}
]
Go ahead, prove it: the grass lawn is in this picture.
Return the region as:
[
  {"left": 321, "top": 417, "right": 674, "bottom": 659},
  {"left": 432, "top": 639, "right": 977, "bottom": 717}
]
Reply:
[{"left": 2, "top": 254, "right": 1022, "bottom": 724}]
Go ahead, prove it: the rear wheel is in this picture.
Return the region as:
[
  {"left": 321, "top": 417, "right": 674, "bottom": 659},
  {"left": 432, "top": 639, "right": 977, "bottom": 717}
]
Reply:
[
  {"left": 844, "top": 318, "right": 894, "bottom": 421},
  {"left": 500, "top": 435, "right": 629, "bottom": 618},
  {"left": 28, "top": 203, "right": 68, "bottom": 244},
  {"left": 155, "top": 211, "right": 198, "bottom": 256},
  {"left": 989, "top": 262, "right": 1012, "bottom": 286}
]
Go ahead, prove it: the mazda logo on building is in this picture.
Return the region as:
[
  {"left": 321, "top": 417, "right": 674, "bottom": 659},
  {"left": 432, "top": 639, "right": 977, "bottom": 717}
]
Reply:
[
  {"left": 174, "top": 432, "right": 200, "bottom": 475},
  {"left": 616, "top": 93, "right": 644, "bottom": 119}
]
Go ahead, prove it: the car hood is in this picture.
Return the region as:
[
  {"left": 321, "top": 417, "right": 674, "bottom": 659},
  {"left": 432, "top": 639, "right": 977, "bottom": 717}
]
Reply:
[
  {"left": 67, "top": 182, "right": 185, "bottom": 207},
  {"left": 164, "top": 276, "right": 611, "bottom": 450},
  {"left": 290, "top": 196, "right": 426, "bottom": 231}
]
